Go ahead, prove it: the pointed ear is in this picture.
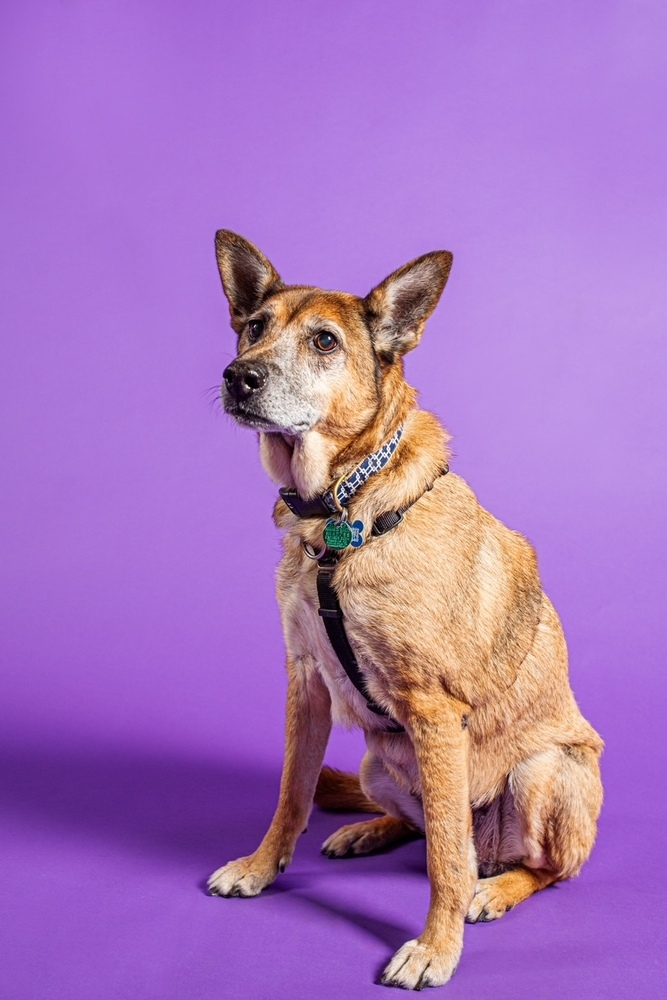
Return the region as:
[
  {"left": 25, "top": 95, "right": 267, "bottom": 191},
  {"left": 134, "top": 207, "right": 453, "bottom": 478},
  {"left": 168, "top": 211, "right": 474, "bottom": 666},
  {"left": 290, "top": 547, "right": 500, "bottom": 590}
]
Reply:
[
  {"left": 364, "top": 251, "right": 453, "bottom": 361},
  {"left": 214, "top": 230, "right": 283, "bottom": 332}
]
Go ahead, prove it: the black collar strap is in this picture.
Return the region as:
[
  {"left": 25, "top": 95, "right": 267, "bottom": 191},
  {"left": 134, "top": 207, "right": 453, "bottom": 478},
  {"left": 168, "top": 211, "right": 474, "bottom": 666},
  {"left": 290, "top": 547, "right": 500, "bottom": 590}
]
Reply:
[
  {"left": 279, "top": 425, "right": 404, "bottom": 519},
  {"left": 282, "top": 463, "right": 450, "bottom": 537}
]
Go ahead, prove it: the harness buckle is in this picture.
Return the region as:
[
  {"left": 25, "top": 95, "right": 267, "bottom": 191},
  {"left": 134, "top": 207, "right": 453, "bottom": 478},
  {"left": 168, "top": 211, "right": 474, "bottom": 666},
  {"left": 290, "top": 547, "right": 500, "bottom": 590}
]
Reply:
[
  {"left": 316, "top": 559, "right": 337, "bottom": 572},
  {"left": 372, "top": 509, "right": 404, "bottom": 536}
]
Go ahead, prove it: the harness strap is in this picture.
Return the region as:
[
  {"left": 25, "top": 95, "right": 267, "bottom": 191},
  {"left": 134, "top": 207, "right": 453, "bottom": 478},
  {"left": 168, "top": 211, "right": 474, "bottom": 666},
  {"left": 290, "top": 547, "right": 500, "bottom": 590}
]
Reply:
[
  {"left": 372, "top": 465, "right": 449, "bottom": 536},
  {"left": 311, "top": 466, "right": 450, "bottom": 732},
  {"left": 316, "top": 557, "right": 405, "bottom": 733},
  {"left": 298, "top": 465, "right": 450, "bottom": 733}
]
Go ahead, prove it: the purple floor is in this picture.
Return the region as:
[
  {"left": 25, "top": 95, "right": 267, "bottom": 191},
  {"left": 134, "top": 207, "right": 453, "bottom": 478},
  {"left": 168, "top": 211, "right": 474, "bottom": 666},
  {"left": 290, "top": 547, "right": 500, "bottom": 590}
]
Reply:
[
  {"left": 2, "top": 1, "right": 666, "bottom": 997},
  {"left": 1, "top": 709, "right": 663, "bottom": 999}
]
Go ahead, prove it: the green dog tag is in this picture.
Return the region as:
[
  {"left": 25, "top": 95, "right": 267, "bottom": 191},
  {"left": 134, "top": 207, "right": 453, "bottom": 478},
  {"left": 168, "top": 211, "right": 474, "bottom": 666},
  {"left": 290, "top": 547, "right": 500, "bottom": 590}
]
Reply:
[{"left": 323, "top": 518, "right": 353, "bottom": 550}]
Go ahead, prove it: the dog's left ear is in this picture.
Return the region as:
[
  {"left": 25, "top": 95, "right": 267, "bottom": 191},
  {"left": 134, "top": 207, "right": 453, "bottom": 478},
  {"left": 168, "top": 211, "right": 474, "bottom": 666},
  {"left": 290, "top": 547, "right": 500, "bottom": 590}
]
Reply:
[
  {"left": 364, "top": 251, "right": 453, "bottom": 360},
  {"left": 215, "top": 230, "right": 283, "bottom": 333}
]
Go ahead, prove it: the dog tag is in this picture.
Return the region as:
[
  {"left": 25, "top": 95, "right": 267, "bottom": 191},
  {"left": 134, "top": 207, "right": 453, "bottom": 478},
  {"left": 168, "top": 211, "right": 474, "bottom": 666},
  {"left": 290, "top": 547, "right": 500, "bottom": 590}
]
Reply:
[
  {"left": 349, "top": 520, "right": 365, "bottom": 548},
  {"left": 323, "top": 518, "right": 352, "bottom": 550},
  {"left": 323, "top": 518, "right": 365, "bottom": 550}
]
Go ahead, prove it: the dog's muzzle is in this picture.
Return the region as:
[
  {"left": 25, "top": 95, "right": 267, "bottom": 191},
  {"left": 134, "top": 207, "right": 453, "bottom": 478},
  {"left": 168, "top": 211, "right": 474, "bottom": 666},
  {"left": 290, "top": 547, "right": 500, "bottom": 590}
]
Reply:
[{"left": 222, "top": 360, "right": 269, "bottom": 401}]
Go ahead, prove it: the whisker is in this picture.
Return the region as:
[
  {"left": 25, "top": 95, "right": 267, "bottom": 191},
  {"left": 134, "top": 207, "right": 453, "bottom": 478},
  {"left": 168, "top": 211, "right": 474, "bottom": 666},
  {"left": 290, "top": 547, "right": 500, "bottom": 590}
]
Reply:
[
  {"left": 201, "top": 384, "right": 222, "bottom": 399},
  {"left": 201, "top": 384, "right": 225, "bottom": 417}
]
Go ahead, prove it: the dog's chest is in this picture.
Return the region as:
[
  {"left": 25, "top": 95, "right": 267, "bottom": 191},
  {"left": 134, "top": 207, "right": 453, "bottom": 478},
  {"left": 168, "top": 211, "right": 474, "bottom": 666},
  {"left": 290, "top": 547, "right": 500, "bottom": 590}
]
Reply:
[{"left": 279, "top": 560, "right": 389, "bottom": 732}]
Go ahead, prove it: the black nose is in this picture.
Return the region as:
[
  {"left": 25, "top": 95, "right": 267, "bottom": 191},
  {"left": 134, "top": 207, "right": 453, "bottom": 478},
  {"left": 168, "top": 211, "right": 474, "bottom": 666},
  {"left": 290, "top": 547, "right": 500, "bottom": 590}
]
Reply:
[{"left": 222, "top": 360, "right": 269, "bottom": 400}]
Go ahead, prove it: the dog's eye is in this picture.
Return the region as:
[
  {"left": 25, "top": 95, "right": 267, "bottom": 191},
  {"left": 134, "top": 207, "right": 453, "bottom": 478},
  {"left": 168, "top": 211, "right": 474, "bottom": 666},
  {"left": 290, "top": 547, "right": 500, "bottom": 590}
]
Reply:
[
  {"left": 247, "top": 319, "right": 265, "bottom": 342},
  {"left": 313, "top": 331, "right": 338, "bottom": 353}
]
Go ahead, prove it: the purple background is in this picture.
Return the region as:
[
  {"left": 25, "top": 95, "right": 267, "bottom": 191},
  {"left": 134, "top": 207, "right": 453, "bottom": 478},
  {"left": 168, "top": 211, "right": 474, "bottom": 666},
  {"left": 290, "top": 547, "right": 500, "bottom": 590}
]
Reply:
[{"left": 1, "top": 2, "right": 665, "bottom": 997}]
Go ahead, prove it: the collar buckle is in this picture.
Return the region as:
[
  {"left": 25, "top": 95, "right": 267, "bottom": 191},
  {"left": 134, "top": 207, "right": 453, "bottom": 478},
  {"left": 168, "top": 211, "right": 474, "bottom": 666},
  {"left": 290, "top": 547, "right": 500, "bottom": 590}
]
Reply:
[{"left": 279, "top": 487, "right": 340, "bottom": 519}]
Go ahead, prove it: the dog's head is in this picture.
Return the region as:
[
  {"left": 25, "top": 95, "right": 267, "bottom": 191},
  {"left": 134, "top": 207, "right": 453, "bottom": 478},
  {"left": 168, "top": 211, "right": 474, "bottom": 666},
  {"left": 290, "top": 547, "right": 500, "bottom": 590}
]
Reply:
[{"left": 215, "top": 230, "right": 452, "bottom": 441}]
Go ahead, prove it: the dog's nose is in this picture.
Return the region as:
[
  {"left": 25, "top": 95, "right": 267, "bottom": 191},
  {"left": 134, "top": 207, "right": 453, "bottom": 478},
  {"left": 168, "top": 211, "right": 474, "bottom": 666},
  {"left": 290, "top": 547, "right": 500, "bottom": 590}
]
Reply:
[{"left": 223, "top": 360, "right": 269, "bottom": 400}]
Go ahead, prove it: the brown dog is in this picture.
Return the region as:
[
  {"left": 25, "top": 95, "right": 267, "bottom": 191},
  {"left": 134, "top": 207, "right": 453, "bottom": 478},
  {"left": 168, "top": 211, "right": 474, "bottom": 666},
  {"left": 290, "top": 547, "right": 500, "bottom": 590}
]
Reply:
[{"left": 208, "top": 230, "right": 603, "bottom": 990}]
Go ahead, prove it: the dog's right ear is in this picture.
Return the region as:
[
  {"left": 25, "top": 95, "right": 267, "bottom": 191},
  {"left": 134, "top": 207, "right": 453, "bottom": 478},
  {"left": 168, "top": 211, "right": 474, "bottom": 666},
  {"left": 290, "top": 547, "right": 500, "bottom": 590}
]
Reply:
[{"left": 214, "top": 230, "right": 283, "bottom": 333}]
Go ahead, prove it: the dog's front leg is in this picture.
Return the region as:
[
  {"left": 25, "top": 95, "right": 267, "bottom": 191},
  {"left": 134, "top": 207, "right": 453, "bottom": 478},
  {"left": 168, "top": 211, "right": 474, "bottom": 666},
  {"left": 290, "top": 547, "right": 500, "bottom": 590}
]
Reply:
[
  {"left": 382, "top": 692, "right": 475, "bottom": 990},
  {"left": 208, "top": 662, "right": 331, "bottom": 898}
]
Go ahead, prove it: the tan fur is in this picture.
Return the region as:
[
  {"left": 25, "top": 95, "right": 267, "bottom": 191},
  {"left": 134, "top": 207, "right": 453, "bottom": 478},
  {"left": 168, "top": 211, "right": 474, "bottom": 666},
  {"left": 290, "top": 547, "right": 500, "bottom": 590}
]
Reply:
[
  {"left": 314, "top": 766, "right": 381, "bottom": 813},
  {"left": 321, "top": 815, "right": 418, "bottom": 858},
  {"left": 208, "top": 232, "right": 604, "bottom": 991}
]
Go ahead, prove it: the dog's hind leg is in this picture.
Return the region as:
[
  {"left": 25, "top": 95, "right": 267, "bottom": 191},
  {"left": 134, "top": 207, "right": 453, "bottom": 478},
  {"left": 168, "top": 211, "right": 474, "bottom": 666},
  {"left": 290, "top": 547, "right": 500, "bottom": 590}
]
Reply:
[
  {"left": 467, "top": 742, "right": 603, "bottom": 923},
  {"left": 467, "top": 865, "right": 557, "bottom": 922},
  {"left": 321, "top": 814, "right": 418, "bottom": 858},
  {"left": 319, "top": 749, "right": 423, "bottom": 857}
]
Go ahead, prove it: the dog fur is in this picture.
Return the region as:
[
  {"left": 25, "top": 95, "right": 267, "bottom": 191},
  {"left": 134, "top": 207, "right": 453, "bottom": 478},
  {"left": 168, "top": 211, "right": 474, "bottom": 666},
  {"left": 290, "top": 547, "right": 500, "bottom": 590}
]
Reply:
[{"left": 208, "top": 230, "right": 603, "bottom": 990}]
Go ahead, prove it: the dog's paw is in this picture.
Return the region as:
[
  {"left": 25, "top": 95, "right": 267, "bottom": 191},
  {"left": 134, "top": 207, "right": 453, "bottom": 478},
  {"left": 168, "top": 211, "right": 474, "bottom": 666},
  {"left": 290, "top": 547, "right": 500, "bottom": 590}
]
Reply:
[
  {"left": 466, "top": 879, "right": 509, "bottom": 923},
  {"left": 381, "top": 937, "right": 461, "bottom": 990},
  {"left": 207, "top": 854, "right": 282, "bottom": 898},
  {"left": 321, "top": 816, "right": 413, "bottom": 858}
]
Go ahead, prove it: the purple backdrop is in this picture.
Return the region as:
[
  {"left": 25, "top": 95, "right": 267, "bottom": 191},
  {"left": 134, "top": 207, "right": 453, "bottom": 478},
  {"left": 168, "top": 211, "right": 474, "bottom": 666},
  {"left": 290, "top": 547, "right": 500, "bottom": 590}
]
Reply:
[{"left": 1, "top": 2, "right": 665, "bottom": 997}]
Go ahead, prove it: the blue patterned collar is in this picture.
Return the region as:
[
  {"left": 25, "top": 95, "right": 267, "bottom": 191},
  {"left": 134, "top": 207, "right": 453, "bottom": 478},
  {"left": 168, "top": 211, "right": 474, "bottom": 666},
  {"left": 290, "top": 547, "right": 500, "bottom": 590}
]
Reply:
[
  {"left": 335, "top": 424, "right": 403, "bottom": 506},
  {"left": 279, "top": 424, "right": 404, "bottom": 519}
]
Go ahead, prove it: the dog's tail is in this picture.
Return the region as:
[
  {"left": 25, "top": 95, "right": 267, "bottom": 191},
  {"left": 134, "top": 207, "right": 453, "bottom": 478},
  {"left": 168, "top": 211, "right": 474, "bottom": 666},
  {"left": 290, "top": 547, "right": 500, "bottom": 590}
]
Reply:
[{"left": 313, "top": 766, "right": 382, "bottom": 813}]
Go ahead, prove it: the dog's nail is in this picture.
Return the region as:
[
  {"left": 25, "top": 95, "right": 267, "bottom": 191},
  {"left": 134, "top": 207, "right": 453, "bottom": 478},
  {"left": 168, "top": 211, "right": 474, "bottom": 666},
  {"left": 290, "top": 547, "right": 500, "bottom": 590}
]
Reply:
[{"left": 278, "top": 862, "right": 285, "bottom": 873}]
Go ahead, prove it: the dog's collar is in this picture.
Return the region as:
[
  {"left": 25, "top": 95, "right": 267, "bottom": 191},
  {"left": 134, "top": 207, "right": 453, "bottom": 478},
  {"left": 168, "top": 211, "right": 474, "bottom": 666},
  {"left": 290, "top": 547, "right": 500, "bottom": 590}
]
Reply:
[{"left": 279, "top": 424, "right": 404, "bottom": 519}]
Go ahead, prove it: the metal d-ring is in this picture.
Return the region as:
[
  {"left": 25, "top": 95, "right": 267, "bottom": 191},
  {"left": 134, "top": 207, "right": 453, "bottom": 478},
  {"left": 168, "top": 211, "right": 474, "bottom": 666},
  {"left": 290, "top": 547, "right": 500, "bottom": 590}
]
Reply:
[
  {"left": 303, "top": 540, "right": 327, "bottom": 560},
  {"left": 331, "top": 474, "right": 347, "bottom": 513}
]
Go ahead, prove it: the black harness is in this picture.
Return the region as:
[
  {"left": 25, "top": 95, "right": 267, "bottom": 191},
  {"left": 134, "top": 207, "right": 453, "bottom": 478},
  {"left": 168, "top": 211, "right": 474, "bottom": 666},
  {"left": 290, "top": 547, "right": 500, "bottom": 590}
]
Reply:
[{"left": 279, "top": 464, "right": 449, "bottom": 733}]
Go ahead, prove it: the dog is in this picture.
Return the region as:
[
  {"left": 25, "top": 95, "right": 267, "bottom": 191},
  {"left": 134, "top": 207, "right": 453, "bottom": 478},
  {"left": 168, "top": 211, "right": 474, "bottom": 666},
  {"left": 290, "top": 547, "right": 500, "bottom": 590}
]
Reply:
[{"left": 208, "top": 230, "right": 603, "bottom": 990}]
